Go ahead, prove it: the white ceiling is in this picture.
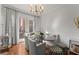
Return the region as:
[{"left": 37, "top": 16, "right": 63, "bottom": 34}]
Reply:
[
  {"left": 7, "top": 4, "right": 65, "bottom": 12},
  {"left": 6, "top": 4, "right": 79, "bottom": 14},
  {"left": 9, "top": 4, "right": 30, "bottom": 12}
]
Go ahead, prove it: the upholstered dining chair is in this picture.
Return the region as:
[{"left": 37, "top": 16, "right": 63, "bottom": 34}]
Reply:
[
  {"left": 28, "top": 38, "right": 46, "bottom": 55},
  {"left": 25, "top": 36, "right": 29, "bottom": 51}
]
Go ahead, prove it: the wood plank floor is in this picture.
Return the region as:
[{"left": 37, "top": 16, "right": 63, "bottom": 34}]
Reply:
[{"left": 8, "top": 42, "right": 28, "bottom": 55}]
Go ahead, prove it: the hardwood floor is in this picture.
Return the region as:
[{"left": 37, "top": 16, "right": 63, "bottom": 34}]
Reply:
[{"left": 8, "top": 42, "right": 28, "bottom": 55}]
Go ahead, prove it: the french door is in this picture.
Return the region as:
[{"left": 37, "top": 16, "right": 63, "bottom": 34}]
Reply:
[
  {"left": 6, "top": 8, "right": 16, "bottom": 45},
  {"left": 1, "top": 7, "right": 17, "bottom": 47}
]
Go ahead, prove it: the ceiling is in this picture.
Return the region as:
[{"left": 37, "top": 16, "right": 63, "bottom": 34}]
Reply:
[
  {"left": 5, "top": 4, "right": 79, "bottom": 14},
  {"left": 7, "top": 4, "right": 65, "bottom": 13}
]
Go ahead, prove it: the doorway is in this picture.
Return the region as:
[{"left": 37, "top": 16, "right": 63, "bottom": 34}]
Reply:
[{"left": 19, "top": 17, "right": 25, "bottom": 38}]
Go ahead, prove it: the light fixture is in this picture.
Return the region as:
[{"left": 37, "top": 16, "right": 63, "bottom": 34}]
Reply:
[
  {"left": 29, "top": 4, "right": 44, "bottom": 16},
  {"left": 74, "top": 16, "right": 79, "bottom": 28}
]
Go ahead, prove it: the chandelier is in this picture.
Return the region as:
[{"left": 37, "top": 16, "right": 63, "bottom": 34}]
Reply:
[{"left": 29, "top": 4, "right": 44, "bottom": 16}]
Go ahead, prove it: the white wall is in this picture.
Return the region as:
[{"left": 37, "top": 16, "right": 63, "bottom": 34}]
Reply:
[
  {"left": 0, "top": 4, "right": 2, "bottom": 45},
  {"left": 0, "top": 4, "right": 3, "bottom": 35},
  {"left": 41, "top": 4, "right": 79, "bottom": 47}
]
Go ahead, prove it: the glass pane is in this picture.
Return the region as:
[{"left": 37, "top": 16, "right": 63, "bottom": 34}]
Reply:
[{"left": 6, "top": 8, "right": 16, "bottom": 45}]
